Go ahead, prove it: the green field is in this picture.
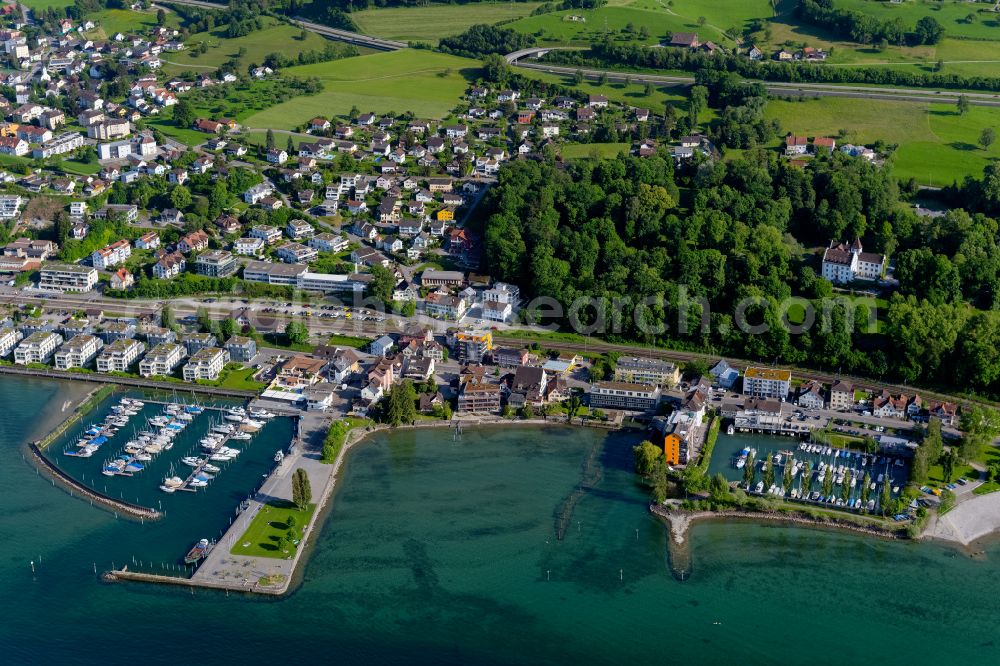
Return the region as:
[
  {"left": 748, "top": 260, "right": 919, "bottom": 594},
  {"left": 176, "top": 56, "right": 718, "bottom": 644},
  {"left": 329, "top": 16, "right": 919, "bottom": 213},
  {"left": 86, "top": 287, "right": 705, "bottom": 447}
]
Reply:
[
  {"left": 561, "top": 142, "right": 630, "bottom": 158},
  {"left": 232, "top": 500, "right": 315, "bottom": 559},
  {"left": 353, "top": 1, "right": 544, "bottom": 44},
  {"left": 836, "top": 0, "right": 1000, "bottom": 41},
  {"left": 243, "top": 49, "right": 479, "bottom": 129},
  {"left": 162, "top": 18, "right": 332, "bottom": 74},
  {"left": 765, "top": 96, "right": 1000, "bottom": 185},
  {"left": 83, "top": 8, "right": 181, "bottom": 38},
  {"left": 18, "top": 0, "right": 75, "bottom": 9}
]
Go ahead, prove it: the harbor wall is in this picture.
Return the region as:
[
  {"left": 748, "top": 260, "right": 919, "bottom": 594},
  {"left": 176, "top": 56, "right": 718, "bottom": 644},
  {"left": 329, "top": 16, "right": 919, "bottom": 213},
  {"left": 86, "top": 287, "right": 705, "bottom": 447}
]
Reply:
[
  {"left": 650, "top": 503, "right": 906, "bottom": 579},
  {"left": 36, "top": 384, "right": 115, "bottom": 452},
  {"left": 28, "top": 442, "right": 162, "bottom": 520},
  {"left": 103, "top": 569, "right": 279, "bottom": 595},
  {"left": 0, "top": 365, "right": 256, "bottom": 399}
]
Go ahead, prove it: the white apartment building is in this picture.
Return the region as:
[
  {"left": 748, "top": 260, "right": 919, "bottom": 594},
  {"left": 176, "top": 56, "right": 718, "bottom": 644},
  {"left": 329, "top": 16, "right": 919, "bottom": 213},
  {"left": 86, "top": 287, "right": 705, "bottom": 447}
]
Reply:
[
  {"left": 182, "top": 347, "right": 229, "bottom": 381},
  {"left": 139, "top": 342, "right": 185, "bottom": 377},
  {"left": 91, "top": 239, "right": 131, "bottom": 269},
  {"left": 96, "top": 338, "right": 145, "bottom": 373},
  {"left": 14, "top": 331, "right": 63, "bottom": 364},
  {"left": 0, "top": 327, "right": 23, "bottom": 357},
  {"left": 54, "top": 334, "right": 103, "bottom": 369},
  {"left": 39, "top": 264, "right": 98, "bottom": 292},
  {"left": 309, "top": 233, "right": 348, "bottom": 254},
  {"left": 233, "top": 236, "right": 265, "bottom": 256},
  {"left": 0, "top": 195, "right": 24, "bottom": 219},
  {"left": 743, "top": 367, "right": 792, "bottom": 400},
  {"left": 482, "top": 281, "right": 520, "bottom": 305},
  {"left": 32, "top": 131, "right": 84, "bottom": 159}
]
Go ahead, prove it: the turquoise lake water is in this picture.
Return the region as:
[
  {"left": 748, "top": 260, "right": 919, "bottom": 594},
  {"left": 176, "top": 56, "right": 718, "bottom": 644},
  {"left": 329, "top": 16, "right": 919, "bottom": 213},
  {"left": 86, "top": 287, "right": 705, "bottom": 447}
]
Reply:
[{"left": 2, "top": 377, "right": 1000, "bottom": 664}]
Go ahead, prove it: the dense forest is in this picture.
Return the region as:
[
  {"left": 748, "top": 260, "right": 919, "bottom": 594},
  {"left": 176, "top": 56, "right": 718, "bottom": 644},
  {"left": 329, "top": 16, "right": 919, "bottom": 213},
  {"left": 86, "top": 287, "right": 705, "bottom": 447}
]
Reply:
[
  {"left": 545, "top": 40, "right": 1000, "bottom": 93},
  {"left": 439, "top": 24, "right": 536, "bottom": 58},
  {"left": 480, "top": 145, "right": 1000, "bottom": 396}
]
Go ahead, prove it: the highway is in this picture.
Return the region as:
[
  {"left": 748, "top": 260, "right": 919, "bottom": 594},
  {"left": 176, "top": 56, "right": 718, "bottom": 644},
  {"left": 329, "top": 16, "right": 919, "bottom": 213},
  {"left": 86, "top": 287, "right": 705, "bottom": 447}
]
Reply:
[
  {"left": 507, "top": 48, "right": 1000, "bottom": 107},
  {"left": 156, "top": 0, "right": 405, "bottom": 51}
]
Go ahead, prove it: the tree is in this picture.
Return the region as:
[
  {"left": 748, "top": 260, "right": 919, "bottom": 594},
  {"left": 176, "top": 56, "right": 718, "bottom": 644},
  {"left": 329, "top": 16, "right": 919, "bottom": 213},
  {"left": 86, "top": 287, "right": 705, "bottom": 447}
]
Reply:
[
  {"left": 914, "top": 16, "right": 945, "bottom": 45},
  {"left": 170, "top": 185, "right": 192, "bottom": 210},
  {"left": 266, "top": 128, "right": 275, "bottom": 150},
  {"left": 368, "top": 264, "right": 396, "bottom": 305},
  {"left": 173, "top": 99, "right": 194, "bottom": 128},
  {"left": 743, "top": 450, "right": 756, "bottom": 488},
  {"left": 687, "top": 85, "right": 708, "bottom": 128},
  {"left": 285, "top": 514, "right": 297, "bottom": 530},
  {"left": 861, "top": 472, "right": 871, "bottom": 506},
  {"left": 220, "top": 317, "right": 238, "bottom": 340},
  {"left": 879, "top": 477, "right": 892, "bottom": 516},
  {"left": 941, "top": 449, "right": 957, "bottom": 483},
  {"left": 633, "top": 440, "right": 662, "bottom": 476},
  {"left": 157, "top": 8, "right": 166, "bottom": 25},
  {"left": 709, "top": 473, "right": 730, "bottom": 502},
  {"left": 161, "top": 304, "right": 177, "bottom": 331},
  {"left": 287, "top": 135, "right": 295, "bottom": 154},
  {"left": 521, "top": 403, "right": 535, "bottom": 419},
  {"left": 291, "top": 468, "right": 311, "bottom": 510},
  {"left": 567, "top": 394, "right": 582, "bottom": 423},
  {"left": 980, "top": 127, "right": 996, "bottom": 151},
  {"left": 763, "top": 456, "right": 775, "bottom": 490},
  {"left": 196, "top": 305, "right": 212, "bottom": 333},
  {"left": 957, "top": 95, "right": 970, "bottom": 116},
  {"left": 285, "top": 320, "right": 309, "bottom": 345},
  {"left": 440, "top": 401, "right": 452, "bottom": 421}
]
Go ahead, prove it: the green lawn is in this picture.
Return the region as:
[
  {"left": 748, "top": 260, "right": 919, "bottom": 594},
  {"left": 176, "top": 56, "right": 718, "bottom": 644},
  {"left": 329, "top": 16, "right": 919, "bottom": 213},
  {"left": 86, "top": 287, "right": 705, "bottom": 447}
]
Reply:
[
  {"left": 243, "top": 50, "right": 480, "bottom": 129},
  {"left": 509, "top": 4, "right": 710, "bottom": 47},
  {"left": 974, "top": 481, "right": 1000, "bottom": 496},
  {"left": 561, "top": 142, "right": 630, "bottom": 159},
  {"left": 163, "top": 19, "right": 331, "bottom": 74},
  {"left": 260, "top": 332, "right": 315, "bottom": 353},
  {"left": 326, "top": 333, "right": 370, "bottom": 349},
  {"left": 231, "top": 500, "right": 315, "bottom": 559},
  {"left": 765, "top": 97, "right": 1000, "bottom": 185},
  {"left": 353, "top": 2, "right": 544, "bottom": 45},
  {"left": 926, "top": 461, "right": 977, "bottom": 488},
  {"left": 218, "top": 365, "right": 267, "bottom": 391},
  {"left": 146, "top": 118, "right": 212, "bottom": 147}
]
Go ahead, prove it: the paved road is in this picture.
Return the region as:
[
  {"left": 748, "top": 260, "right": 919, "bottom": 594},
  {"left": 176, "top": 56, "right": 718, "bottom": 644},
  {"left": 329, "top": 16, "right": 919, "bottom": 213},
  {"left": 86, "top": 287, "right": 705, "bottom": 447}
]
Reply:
[
  {"left": 157, "top": 0, "right": 405, "bottom": 51},
  {"left": 508, "top": 50, "right": 1000, "bottom": 107}
]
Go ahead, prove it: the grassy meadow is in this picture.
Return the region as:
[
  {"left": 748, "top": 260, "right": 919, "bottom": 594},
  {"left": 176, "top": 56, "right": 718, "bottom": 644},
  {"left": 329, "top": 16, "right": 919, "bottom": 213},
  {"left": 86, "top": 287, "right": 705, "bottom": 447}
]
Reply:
[
  {"left": 243, "top": 49, "right": 479, "bottom": 129},
  {"left": 162, "top": 18, "right": 332, "bottom": 74},
  {"left": 352, "top": 1, "right": 544, "bottom": 44},
  {"left": 765, "top": 96, "right": 1000, "bottom": 185},
  {"left": 83, "top": 8, "right": 181, "bottom": 38}
]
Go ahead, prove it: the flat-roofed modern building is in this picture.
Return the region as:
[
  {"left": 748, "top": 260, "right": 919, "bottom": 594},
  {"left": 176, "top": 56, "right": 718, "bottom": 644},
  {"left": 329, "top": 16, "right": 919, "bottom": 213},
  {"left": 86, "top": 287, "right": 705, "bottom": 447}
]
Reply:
[
  {"left": 39, "top": 263, "right": 98, "bottom": 292},
  {"left": 588, "top": 381, "right": 661, "bottom": 411},
  {"left": 614, "top": 356, "right": 679, "bottom": 388},
  {"left": 194, "top": 249, "right": 238, "bottom": 277},
  {"left": 96, "top": 338, "right": 144, "bottom": 373},
  {"left": 242, "top": 260, "right": 308, "bottom": 286},
  {"left": 0, "top": 327, "right": 23, "bottom": 357},
  {"left": 139, "top": 342, "right": 186, "bottom": 377},
  {"left": 743, "top": 366, "right": 792, "bottom": 400},
  {"left": 54, "top": 334, "right": 103, "bottom": 369},
  {"left": 14, "top": 331, "right": 63, "bottom": 364},
  {"left": 183, "top": 347, "right": 229, "bottom": 381}
]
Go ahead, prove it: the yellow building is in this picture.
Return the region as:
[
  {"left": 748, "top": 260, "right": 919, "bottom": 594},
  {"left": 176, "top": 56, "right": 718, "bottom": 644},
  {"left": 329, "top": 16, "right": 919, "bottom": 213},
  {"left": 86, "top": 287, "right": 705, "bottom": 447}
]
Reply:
[
  {"left": 0, "top": 122, "right": 20, "bottom": 137},
  {"left": 436, "top": 207, "right": 455, "bottom": 222}
]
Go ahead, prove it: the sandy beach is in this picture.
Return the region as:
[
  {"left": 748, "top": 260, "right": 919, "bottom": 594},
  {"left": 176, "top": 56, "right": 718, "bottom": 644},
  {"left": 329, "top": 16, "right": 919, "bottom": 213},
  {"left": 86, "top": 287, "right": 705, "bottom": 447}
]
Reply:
[
  {"left": 28, "top": 377, "right": 102, "bottom": 442},
  {"left": 925, "top": 491, "right": 1000, "bottom": 546}
]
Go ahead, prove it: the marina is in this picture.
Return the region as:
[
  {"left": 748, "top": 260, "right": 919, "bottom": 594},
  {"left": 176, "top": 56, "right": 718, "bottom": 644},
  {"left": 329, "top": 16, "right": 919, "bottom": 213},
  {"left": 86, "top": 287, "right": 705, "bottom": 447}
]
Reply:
[{"left": 713, "top": 431, "right": 911, "bottom": 517}]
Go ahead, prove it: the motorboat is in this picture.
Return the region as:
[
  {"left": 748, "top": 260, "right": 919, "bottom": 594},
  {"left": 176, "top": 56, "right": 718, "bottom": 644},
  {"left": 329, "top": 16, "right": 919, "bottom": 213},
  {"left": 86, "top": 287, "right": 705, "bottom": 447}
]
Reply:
[
  {"left": 202, "top": 463, "right": 221, "bottom": 473},
  {"left": 184, "top": 538, "right": 210, "bottom": 564},
  {"left": 230, "top": 431, "right": 252, "bottom": 441},
  {"left": 181, "top": 456, "right": 203, "bottom": 467},
  {"left": 249, "top": 408, "right": 274, "bottom": 419},
  {"left": 212, "top": 423, "right": 235, "bottom": 435}
]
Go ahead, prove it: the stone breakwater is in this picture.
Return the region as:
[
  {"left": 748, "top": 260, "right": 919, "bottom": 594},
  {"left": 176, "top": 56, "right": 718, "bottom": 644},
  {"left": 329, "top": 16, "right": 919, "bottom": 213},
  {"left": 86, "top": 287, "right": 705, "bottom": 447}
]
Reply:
[
  {"left": 649, "top": 503, "right": 906, "bottom": 580},
  {"left": 28, "top": 443, "right": 161, "bottom": 520}
]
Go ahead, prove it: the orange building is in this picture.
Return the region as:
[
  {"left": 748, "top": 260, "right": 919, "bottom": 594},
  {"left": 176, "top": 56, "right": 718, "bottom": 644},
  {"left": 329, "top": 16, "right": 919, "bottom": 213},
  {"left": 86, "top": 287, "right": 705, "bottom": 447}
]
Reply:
[{"left": 663, "top": 433, "right": 681, "bottom": 465}]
